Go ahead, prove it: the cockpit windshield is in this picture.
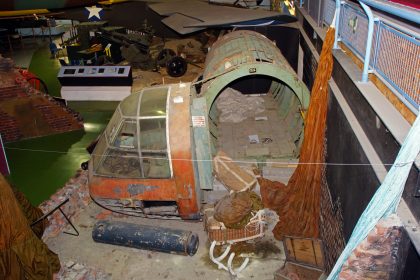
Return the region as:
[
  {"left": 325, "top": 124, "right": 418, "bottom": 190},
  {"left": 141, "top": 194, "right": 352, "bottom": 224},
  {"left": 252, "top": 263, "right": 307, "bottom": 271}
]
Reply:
[{"left": 92, "top": 87, "right": 171, "bottom": 179}]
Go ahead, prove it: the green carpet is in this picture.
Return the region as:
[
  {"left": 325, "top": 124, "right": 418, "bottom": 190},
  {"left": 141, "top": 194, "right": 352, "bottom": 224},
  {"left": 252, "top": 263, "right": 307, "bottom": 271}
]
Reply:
[
  {"left": 5, "top": 104, "right": 116, "bottom": 205},
  {"left": 28, "top": 44, "right": 62, "bottom": 97}
]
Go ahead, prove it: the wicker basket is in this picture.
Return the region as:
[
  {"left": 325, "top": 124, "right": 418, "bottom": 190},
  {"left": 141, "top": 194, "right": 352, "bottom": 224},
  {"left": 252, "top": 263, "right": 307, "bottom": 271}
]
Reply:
[{"left": 203, "top": 205, "right": 266, "bottom": 245}]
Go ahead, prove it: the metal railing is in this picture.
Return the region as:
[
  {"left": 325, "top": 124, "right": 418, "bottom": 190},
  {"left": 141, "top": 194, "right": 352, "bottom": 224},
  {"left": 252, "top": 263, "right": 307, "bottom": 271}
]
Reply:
[{"left": 299, "top": 0, "right": 420, "bottom": 114}]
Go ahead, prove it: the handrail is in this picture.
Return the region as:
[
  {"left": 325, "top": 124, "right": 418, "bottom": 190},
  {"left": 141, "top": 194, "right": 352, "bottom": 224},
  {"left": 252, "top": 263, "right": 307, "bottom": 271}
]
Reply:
[
  {"left": 359, "top": 1, "right": 378, "bottom": 82},
  {"left": 299, "top": 0, "right": 304, "bottom": 8},
  {"left": 333, "top": 0, "right": 341, "bottom": 49},
  {"left": 359, "top": 0, "right": 420, "bottom": 25}
]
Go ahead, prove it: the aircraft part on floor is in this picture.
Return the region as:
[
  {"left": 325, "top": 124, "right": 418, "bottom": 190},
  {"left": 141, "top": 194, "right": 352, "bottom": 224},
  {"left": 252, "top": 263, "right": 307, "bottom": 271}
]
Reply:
[
  {"left": 199, "top": 30, "right": 309, "bottom": 107},
  {"left": 89, "top": 82, "right": 200, "bottom": 219},
  {"left": 166, "top": 56, "right": 188, "bottom": 77},
  {"left": 192, "top": 29, "right": 310, "bottom": 192},
  {"left": 157, "top": 48, "right": 176, "bottom": 67},
  {"left": 94, "top": 198, "right": 180, "bottom": 219},
  {"left": 92, "top": 220, "right": 199, "bottom": 256},
  {"left": 89, "top": 30, "right": 310, "bottom": 220}
]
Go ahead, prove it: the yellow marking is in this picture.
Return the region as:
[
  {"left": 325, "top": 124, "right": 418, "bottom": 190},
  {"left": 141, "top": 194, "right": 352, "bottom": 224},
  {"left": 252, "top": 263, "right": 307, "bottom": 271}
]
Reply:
[
  {"left": 0, "top": 9, "right": 49, "bottom": 17},
  {"left": 284, "top": 0, "right": 296, "bottom": 16},
  {"left": 98, "top": 0, "right": 129, "bottom": 4}
]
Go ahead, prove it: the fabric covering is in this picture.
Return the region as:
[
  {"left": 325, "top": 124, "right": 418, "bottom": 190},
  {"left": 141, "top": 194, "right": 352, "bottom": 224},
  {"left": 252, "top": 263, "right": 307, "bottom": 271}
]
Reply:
[
  {"left": 12, "top": 188, "right": 46, "bottom": 239},
  {"left": 214, "top": 191, "right": 263, "bottom": 229},
  {"left": 213, "top": 151, "right": 257, "bottom": 192},
  {"left": 0, "top": 175, "right": 61, "bottom": 280},
  {"left": 259, "top": 27, "right": 335, "bottom": 239},
  {"left": 215, "top": 87, "right": 265, "bottom": 123},
  {"left": 258, "top": 176, "right": 286, "bottom": 212}
]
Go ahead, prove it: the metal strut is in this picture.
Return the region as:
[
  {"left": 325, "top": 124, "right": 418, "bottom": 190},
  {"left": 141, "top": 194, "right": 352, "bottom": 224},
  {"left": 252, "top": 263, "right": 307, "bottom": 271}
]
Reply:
[{"left": 30, "top": 198, "right": 79, "bottom": 236}]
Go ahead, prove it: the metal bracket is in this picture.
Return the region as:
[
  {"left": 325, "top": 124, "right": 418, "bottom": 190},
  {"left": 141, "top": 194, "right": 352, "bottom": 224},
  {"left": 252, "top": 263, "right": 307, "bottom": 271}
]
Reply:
[{"left": 31, "top": 197, "right": 79, "bottom": 236}]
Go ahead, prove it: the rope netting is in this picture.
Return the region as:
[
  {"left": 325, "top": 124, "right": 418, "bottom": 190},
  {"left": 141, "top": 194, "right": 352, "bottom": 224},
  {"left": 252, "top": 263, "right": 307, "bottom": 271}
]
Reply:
[{"left": 269, "top": 27, "right": 335, "bottom": 240}]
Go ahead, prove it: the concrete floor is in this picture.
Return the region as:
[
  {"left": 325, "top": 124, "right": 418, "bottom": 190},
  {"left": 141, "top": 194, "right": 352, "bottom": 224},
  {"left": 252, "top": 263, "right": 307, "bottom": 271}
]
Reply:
[{"left": 46, "top": 202, "right": 286, "bottom": 280}]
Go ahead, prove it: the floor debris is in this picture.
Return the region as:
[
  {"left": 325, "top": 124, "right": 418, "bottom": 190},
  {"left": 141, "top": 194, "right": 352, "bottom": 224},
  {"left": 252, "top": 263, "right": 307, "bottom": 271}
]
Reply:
[
  {"left": 56, "top": 261, "right": 110, "bottom": 280},
  {"left": 39, "top": 169, "right": 90, "bottom": 240},
  {"left": 43, "top": 178, "right": 285, "bottom": 280},
  {"left": 216, "top": 87, "right": 265, "bottom": 123}
]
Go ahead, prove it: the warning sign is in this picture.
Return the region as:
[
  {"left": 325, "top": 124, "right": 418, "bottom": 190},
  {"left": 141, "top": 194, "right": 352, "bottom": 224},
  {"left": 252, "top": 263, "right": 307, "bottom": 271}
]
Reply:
[{"left": 192, "top": 116, "right": 206, "bottom": 127}]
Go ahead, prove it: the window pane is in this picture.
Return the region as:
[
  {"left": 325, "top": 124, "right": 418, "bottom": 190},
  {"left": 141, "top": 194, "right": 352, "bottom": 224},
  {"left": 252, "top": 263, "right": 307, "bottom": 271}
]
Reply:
[
  {"left": 113, "top": 120, "right": 137, "bottom": 149},
  {"left": 105, "top": 110, "right": 122, "bottom": 143},
  {"left": 92, "top": 136, "right": 108, "bottom": 172},
  {"left": 142, "top": 152, "right": 170, "bottom": 178},
  {"left": 120, "top": 93, "right": 140, "bottom": 117},
  {"left": 96, "top": 149, "right": 142, "bottom": 178},
  {"left": 140, "top": 119, "right": 166, "bottom": 151},
  {"left": 139, "top": 88, "right": 168, "bottom": 117}
]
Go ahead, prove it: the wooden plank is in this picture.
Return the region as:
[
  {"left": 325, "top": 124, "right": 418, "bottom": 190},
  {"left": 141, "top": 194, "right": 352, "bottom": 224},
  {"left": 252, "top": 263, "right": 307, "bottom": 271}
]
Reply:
[
  {"left": 284, "top": 236, "right": 324, "bottom": 268},
  {"left": 284, "top": 238, "right": 296, "bottom": 261},
  {"left": 275, "top": 262, "right": 324, "bottom": 280}
]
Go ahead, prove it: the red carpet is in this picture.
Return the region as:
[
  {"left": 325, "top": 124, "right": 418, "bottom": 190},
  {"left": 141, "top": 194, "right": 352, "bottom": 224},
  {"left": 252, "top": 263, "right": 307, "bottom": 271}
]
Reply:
[{"left": 389, "top": 0, "right": 420, "bottom": 9}]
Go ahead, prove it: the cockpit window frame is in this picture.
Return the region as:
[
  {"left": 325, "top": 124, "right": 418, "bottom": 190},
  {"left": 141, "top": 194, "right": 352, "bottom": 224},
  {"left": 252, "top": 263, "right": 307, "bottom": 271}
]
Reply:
[{"left": 93, "top": 85, "right": 173, "bottom": 179}]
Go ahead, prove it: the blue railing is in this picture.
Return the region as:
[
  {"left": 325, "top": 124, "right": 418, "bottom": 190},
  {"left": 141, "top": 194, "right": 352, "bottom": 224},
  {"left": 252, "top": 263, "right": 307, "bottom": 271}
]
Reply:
[{"left": 299, "top": 0, "right": 419, "bottom": 114}]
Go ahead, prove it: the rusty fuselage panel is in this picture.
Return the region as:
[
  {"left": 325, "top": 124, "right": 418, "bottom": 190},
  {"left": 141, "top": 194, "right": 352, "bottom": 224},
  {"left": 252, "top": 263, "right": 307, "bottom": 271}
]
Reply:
[
  {"left": 89, "top": 83, "right": 200, "bottom": 219},
  {"left": 88, "top": 30, "right": 310, "bottom": 220}
]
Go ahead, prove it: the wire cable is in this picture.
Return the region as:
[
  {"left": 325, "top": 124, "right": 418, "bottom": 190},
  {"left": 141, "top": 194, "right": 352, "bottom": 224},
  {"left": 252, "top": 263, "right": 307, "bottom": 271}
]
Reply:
[{"left": 4, "top": 146, "right": 416, "bottom": 167}]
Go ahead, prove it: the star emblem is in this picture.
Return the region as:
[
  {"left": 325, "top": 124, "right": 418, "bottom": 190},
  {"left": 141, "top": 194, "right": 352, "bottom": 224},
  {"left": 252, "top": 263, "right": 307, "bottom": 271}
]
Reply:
[{"left": 85, "top": 6, "right": 103, "bottom": 20}]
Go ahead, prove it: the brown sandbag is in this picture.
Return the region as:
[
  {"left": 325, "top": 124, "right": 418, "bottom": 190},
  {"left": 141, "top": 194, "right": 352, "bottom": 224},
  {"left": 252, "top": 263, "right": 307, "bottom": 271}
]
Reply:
[
  {"left": 213, "top": 151, "right": 257, "bottom": 192},
  {"left": 214, "top": 191, "right": 263, "bottom": 229},
  {"left": 258, "top": 176, "right": 286, "bottom": 212},
  {"left": 0, "top": 175, "right": 60, "bottom": 280}
]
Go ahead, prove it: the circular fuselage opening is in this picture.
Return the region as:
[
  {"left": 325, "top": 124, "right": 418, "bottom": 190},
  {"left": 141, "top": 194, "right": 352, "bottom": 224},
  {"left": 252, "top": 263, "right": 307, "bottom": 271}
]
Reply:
[{"left": 209, "top": 74, "right": 304, "bottom": 162}]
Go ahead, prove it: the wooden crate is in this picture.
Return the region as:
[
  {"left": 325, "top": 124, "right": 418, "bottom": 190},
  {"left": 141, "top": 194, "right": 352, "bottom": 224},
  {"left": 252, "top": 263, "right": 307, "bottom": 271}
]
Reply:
[
  {"left": 284, "top": 236, "right": 324, "bottom": 269},
  {"left": 275, "top": 262, "right": 324, "bottom": 280}
]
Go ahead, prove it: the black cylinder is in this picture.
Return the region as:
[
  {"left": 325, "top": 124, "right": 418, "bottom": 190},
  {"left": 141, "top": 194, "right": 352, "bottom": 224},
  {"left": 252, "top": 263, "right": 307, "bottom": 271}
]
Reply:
[{"left": 92, "top": 220, "right": 199, "bottom": 256}]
